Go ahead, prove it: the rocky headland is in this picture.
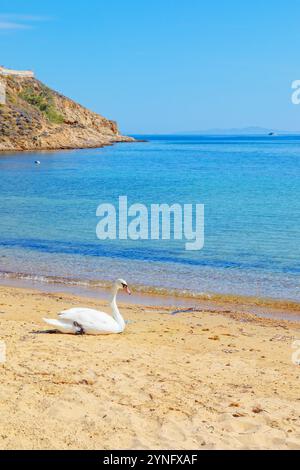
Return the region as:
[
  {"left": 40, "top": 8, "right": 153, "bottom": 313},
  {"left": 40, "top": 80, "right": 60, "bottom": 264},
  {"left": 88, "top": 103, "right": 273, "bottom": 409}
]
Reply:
[{"left": 0, "top": 74, "right": 134, "bottom": 151}]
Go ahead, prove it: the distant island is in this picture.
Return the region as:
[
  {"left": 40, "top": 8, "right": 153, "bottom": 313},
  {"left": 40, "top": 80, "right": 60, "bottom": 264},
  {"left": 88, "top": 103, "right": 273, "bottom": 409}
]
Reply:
[
  {"left": 175, "top": 126, "right": 300, "bottom": 136},
  {"left": 0, "top": 66, "right": 134, "bottom": 152}
]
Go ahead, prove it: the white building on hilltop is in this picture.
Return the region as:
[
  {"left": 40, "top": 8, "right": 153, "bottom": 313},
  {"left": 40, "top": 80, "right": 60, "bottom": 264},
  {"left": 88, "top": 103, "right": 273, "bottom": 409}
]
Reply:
[
  {"left": 0, "top": 66, "right": 34, "bottom": 78},
  {"left": 0, "top": 80, "right": 5, "bottom": 105}
]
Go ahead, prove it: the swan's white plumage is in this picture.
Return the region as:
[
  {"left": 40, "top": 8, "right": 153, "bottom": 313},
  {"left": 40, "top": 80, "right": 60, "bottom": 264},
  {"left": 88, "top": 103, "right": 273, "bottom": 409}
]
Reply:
[
  {"left": 43, "top": 279, "right": 130, "bottom": 335},
  {"left": 59, "top": 308, "right": 122, "bottom": 334}
]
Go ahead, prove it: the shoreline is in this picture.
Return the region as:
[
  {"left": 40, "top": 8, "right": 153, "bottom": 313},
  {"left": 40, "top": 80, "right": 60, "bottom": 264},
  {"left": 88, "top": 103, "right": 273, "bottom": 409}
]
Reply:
[
  {"left": 1, "top": 272, "right": 300, "bottom": 323},
  {"left": 0, "top": 135, "right": 136, "bottom": 153},
  {"left": 0, "top": 283, "right": 300, "bottom": 449}
]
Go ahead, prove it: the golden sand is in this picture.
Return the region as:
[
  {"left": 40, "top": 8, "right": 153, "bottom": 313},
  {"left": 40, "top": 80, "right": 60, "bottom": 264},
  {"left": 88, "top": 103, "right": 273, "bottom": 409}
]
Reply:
[{"left": 0, "top": 285, "right": 300, "bottom": 450}]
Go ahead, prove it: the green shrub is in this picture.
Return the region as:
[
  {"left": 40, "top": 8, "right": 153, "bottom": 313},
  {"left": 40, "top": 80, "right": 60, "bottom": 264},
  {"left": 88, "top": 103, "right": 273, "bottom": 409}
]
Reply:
[
  {"left": 19, "top": 85, "right": 64, "bottom": 124},
  {"left": 45, "top": 107, "right": 64, "bottom": 124}
]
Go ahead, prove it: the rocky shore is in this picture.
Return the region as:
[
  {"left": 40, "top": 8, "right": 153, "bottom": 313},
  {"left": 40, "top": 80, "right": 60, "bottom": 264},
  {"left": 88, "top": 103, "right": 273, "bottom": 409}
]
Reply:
[{"left": 0, "top": 75, "right": 134, "bottom": 152}]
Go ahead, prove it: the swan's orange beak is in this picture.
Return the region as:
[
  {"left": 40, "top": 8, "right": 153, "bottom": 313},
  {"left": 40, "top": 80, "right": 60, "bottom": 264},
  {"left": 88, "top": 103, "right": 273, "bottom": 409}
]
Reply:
[{"left": 124, "top": 285, "right": 131, "bottom": 295}]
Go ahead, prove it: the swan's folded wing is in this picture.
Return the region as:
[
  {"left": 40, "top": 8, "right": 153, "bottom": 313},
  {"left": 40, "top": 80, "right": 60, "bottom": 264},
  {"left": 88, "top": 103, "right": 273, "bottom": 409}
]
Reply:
[
  {"left": 59, "top": 308, "right": 110, "bottom": 323},
  {"left": 58, "top": 308, "right": 118, "bottom": 332}
]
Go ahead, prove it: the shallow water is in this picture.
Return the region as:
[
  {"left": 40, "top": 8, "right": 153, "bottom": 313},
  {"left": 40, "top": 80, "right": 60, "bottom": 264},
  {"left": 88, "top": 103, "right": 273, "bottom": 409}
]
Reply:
[{"left": 1, "top": 135, "right": 300, "bottom": 302}]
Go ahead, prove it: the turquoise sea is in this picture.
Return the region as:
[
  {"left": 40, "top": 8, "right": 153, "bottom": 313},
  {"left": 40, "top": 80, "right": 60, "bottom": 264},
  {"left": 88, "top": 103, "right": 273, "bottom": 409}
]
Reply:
[{"left": 0, "top": 135, "right": 300, "bottom": 302}]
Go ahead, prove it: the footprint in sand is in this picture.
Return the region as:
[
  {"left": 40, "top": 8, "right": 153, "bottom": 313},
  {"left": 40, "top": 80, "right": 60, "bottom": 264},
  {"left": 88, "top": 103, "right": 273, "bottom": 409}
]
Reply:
[{"left": 218, "top": 413, "right": 262, "bottom": 434}]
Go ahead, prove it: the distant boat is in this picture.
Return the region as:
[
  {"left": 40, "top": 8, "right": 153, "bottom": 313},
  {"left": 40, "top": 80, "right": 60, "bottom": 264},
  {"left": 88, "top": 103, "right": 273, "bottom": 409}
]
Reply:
[
  {"left": 268, "top": 132, "right": 276, "bottom": 136},
  {"left": 35, "top": 160, "right": 41, "bottom": 165}
]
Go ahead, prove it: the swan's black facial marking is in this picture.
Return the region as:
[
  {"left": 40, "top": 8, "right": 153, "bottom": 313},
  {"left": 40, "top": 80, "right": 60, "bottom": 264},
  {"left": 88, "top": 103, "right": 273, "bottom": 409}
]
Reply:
[{"left": 121, "top": 281, "right": 131, "bottom": 295}]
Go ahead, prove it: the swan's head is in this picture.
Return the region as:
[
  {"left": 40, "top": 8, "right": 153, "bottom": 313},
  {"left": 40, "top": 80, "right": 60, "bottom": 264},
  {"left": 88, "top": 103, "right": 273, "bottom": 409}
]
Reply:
[{"left": 115, "top": 278, "right": 131, "bottom": 295}]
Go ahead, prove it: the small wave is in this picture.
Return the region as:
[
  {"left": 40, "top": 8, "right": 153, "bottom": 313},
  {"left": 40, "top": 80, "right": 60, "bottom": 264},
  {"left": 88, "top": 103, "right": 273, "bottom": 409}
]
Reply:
[
  {"left": 0, "top": 271, "right": 110, "bottom": 289},
  {"left": 0, "top": 270, "right": 212, "bottom": 299},
  {"left": 1, "top": 269, "right": 300, "bottom": 312}
]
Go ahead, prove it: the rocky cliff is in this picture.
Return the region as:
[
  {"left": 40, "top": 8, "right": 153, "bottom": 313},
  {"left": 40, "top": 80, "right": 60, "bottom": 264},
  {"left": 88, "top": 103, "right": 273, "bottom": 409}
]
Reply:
[{"left": 0, "top": 75, "right": 134, "bottom": 151}]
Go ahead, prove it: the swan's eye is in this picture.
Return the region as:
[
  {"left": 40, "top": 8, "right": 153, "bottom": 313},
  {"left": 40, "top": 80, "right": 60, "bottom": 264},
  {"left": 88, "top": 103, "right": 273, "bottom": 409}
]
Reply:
[{"left": 122, "top": 283, "right": 127, "bottom": 288}]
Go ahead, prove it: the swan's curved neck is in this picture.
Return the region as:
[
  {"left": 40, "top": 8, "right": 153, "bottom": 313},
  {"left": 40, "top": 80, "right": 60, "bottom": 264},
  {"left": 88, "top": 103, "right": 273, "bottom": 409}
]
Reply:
[{"left": 109, "top": 286, "right": 125, "bottom": 331}]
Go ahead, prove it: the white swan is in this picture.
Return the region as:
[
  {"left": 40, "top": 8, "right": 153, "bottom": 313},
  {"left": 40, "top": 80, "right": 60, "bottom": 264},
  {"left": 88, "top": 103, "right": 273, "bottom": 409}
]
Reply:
[{"left": 43, "top": 279, "right": 131, "bottom": 335}]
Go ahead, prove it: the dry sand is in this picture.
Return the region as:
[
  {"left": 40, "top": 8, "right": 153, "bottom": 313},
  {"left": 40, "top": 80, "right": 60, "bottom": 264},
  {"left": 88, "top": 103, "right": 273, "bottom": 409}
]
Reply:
[{"left": 0, "top": 284, "right": 300, "bottom": 450}]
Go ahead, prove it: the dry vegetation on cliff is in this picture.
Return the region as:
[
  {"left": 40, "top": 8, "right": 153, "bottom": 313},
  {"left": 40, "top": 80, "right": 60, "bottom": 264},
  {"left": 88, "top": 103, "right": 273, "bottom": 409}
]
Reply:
[{"left": 0, "top": 75, "right": 133, "bottom": 151}]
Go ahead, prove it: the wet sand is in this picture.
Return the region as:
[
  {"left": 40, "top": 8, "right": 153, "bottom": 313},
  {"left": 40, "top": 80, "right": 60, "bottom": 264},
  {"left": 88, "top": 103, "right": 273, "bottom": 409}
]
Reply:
[{"left": 0, "top": 284, "right": 300, "bottom": 450}]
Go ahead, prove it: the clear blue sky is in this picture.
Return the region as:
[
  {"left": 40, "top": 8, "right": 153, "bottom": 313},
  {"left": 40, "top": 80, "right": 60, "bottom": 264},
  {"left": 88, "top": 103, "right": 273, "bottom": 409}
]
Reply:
[{"left": 1, "top": 0, "right": 300, "bottom": 133}]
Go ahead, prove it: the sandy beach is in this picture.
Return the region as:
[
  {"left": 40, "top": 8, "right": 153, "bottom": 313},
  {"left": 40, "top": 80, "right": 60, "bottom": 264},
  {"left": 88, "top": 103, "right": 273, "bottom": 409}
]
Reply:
[{"left": 0, "top": 284, "right": 300, "bottom": 450}]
